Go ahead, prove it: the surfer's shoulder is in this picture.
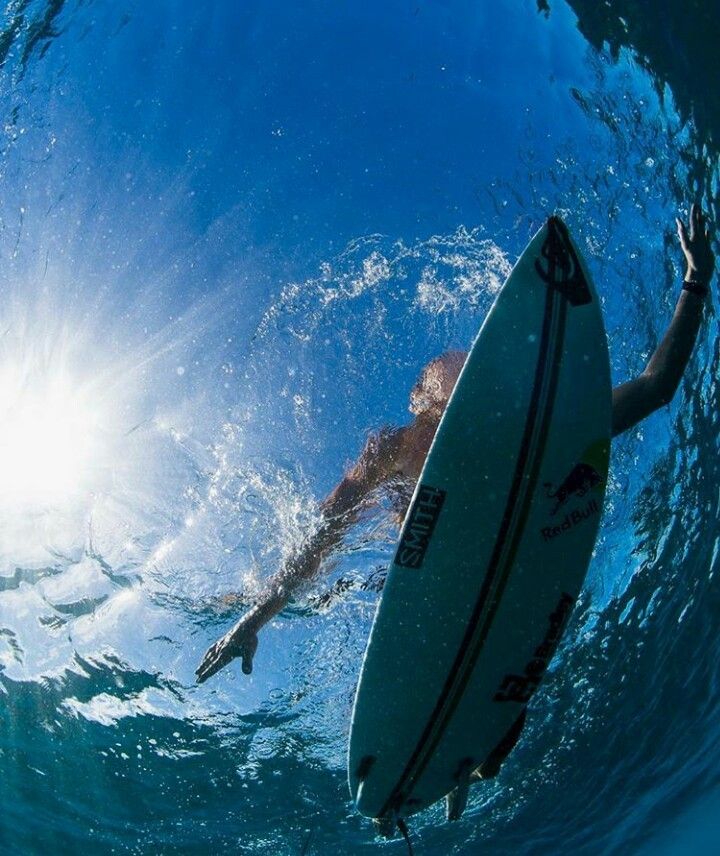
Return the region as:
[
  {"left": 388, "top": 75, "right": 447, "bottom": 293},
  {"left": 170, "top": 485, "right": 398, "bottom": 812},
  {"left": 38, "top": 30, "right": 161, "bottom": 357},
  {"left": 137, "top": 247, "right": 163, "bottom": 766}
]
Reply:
[{"left": 348, "top": 426, "right": 404, "bottom": 486}]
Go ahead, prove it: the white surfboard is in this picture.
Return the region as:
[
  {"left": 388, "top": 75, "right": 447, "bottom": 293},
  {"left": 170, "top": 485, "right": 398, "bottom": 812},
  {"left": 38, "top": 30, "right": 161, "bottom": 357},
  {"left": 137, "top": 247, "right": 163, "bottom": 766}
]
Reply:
[{"left": 347, "top": 217, "right": 611, "bottom": 823}]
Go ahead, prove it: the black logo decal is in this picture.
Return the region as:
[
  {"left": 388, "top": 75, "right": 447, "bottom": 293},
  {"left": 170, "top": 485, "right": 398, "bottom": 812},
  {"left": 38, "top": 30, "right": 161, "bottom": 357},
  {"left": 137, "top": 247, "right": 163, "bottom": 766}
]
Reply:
[
  {"left": 534, "top": 216, "right": 592, "bottom": 306},
  {"left": 394, "top": 483, "right": 446, "bottom": 569},
  {"left": 544, "top": 462, "right": 602, "bottom": 516},
  {"left": 540, "top": 498, "right": 600, "bottom": 542},
  {"left": 494, "top": 592, "right": 575, "bottom": 703}
]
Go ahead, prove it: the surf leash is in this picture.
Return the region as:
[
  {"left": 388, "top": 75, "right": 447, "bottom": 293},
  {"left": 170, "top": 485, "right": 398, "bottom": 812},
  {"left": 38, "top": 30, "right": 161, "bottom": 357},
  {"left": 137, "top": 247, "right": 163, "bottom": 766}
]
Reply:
[{"left": 397, "top": 818, "right": 415, "bottom": 855}]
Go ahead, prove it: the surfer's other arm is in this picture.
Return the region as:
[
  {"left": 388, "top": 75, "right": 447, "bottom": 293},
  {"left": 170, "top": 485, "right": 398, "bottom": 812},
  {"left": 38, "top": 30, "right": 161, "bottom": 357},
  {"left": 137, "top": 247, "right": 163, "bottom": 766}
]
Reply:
[
  {"left": 611, "top": 204, "right": 714, "bottom": 438},
  {"left": 195, "top": 430, "right": 400, "bottom": 683}
]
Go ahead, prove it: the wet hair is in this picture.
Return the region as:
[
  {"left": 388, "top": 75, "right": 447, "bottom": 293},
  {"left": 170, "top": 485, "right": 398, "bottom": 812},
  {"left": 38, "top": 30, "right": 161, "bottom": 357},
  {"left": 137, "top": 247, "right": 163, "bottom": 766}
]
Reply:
[{"left": 409, "top": 350, "right": 467, "bottom": 415}]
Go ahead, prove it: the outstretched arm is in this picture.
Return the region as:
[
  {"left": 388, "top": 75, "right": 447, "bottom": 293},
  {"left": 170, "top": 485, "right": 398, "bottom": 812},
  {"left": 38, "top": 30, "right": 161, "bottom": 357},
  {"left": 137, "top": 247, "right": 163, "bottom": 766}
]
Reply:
[
  {"left": 195, "top": 429, "right": 401, "bottom": 682},
  {"left": 611, "top": 204, "right": 714, "bottom": 437}
]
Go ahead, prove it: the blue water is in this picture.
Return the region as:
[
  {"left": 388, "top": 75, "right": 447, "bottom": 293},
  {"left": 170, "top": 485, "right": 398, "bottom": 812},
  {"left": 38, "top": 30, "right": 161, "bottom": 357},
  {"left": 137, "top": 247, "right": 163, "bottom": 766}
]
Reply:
[{"left": 0, "top": 1, "right": 718, "bottom": 853}]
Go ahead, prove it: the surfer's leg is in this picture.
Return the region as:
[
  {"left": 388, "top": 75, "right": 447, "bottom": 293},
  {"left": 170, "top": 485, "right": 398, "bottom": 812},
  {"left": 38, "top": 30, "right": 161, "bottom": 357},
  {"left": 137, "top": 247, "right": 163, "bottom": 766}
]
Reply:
[{"left": 472, "top": 707, "right": 527, "bottom": 780}]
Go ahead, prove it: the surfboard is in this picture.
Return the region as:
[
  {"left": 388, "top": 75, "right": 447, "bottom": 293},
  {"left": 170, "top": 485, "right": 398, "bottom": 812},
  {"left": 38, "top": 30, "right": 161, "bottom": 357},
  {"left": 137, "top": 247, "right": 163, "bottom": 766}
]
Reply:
[{"left": 347, "top": 216, "right": 611, "bottom": 823}]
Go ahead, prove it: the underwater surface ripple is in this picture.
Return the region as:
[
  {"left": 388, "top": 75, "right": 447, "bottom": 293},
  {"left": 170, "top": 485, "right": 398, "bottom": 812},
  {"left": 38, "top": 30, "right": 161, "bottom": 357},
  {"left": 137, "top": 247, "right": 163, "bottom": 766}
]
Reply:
[{"left": 0, "top": 1, "right": 718, "bottom": 854}]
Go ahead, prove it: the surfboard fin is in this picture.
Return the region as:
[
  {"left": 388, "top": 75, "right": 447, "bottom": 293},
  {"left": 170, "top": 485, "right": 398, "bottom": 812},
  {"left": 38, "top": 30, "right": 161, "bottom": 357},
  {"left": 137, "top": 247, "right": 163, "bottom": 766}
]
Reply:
[
  {"left": 445, "top": 782, "right": 469, "bottom": 822},
  {"left": 446, "top": 758, "right": 475, "bottom": 821}
]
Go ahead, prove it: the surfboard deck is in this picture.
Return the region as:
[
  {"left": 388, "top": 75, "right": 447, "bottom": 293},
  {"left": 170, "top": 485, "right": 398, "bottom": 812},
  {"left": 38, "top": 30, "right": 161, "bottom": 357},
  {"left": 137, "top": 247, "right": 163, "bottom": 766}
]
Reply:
[{"left": 347, "top": 216, "right": 611, "bottom": 822}]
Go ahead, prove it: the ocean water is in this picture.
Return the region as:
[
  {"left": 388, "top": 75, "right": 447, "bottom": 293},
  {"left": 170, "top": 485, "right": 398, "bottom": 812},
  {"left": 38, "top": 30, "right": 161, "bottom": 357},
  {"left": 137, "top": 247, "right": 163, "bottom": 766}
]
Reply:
[{"left": 0, "top": 1, "right": 718, "bottom": 853}]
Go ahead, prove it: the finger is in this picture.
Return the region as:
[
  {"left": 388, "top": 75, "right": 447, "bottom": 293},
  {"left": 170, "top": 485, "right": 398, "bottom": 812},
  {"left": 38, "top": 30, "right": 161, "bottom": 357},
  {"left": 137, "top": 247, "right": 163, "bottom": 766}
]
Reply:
[
  {"left": 241, "top": 653, "right": 253, "bottom": 675},
  {"left": 196, "top": 654, "right": 217, "bottom": 683},
  {"left": 689, "top": 205, "right": 698, "bottom": 241},
  {"left": 196, "top": 645, "right": 227, "bottom": 683},
  {"left": 198, "top": 654, "right": 226, "bottom": 683},
  {"left": 696, "top": 206, "right": 707, "bottom": 240},
  {"left": 196, "top": 661, "right": 212, "bottom": 683},
  {"left": 676, "top": 218, "right": 689, "bottom": 250}
]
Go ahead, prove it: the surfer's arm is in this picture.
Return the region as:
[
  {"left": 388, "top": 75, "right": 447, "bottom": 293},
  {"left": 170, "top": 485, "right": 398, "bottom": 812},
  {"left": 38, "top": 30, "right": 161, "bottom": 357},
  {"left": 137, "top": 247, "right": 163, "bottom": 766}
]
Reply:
[
  {"left": 611, "top": 291, "right": 706, "bottom": 436},
  {"left": 195, "top": 430, "right": 400, "bottom": 682},
  {"left": 250, "top": 454, "right": 388, "bottom": 611},
  {"left": 611, "top": 204, "right": 714, "bottom": 438},
  {"left": 265, "top": 430, "right": 401, "bottom": 600}
]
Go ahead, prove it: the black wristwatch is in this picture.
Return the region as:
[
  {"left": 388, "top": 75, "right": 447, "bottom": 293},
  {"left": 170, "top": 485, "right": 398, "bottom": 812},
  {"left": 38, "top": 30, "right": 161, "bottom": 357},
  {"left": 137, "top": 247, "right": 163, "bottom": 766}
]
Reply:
[{"left": 682, "top": 279, "right": 709, "bottom": 298}]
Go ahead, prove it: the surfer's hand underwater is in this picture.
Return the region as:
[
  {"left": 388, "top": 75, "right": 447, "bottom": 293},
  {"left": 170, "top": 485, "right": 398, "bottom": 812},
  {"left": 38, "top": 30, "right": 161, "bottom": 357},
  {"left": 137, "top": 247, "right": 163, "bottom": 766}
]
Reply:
[
  {"left": 196, "top": 611, "right": 260, "bottom": 683},
  {"left": 676, "top": 203, "right": 715, "bottom": 284}
]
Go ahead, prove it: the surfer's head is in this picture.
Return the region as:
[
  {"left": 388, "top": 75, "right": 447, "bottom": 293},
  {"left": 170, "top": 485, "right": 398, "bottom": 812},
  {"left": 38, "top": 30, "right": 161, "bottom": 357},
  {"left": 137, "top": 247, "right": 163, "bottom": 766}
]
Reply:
[{"left": 409, "top": 351, "right": 466, "bottom": 418}]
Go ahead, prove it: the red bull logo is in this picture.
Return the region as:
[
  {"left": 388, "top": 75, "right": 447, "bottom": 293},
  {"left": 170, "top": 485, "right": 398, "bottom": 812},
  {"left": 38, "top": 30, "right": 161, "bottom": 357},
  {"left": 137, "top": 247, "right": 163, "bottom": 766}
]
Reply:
[
  {"left": 541, "top": 498, "right": 601, "bottom": 542},
  {"left": 544, "top": 462, "right": 602, "bottom": 517},
  {"left": 540, "top": 440, "right": 608, "bottom": 541}
]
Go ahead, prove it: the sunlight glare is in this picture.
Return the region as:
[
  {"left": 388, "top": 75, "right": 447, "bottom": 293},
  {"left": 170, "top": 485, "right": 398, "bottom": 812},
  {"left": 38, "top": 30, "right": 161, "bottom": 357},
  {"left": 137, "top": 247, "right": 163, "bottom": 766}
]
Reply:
[{"left": 0, "top": 363, "right": 104, "bottom": 509}]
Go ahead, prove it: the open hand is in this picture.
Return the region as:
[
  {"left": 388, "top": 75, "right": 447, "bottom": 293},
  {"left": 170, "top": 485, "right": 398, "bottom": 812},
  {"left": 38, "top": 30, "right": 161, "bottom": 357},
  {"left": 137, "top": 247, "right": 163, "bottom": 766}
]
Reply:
[
  {"left": 196, "top": 611, "right": 260, "bottom": 683},
  {"left": 676, "top": 203, "right": 715, "bottom": 284}
]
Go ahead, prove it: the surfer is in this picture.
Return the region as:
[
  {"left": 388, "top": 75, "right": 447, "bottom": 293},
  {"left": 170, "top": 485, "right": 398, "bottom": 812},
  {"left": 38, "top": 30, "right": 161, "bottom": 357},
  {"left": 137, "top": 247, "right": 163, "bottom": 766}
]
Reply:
[{"left": 196, "top": 204, "right": 713, "bottom": 769}]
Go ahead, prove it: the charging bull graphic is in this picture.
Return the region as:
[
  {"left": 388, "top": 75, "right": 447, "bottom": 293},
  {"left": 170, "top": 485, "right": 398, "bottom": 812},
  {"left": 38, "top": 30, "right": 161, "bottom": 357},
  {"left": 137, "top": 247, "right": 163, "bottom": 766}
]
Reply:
[
  {"left": 543, "top": 440, "right": 609, "bottom": 517},
  {"left": 544, "top": 462, "right": 601, "bottom": 516}
]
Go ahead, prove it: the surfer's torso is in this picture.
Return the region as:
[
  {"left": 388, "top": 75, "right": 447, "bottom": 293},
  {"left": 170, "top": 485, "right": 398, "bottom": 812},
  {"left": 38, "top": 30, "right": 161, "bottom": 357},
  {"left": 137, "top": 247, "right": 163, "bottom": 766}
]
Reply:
[
  {"left": 394, "top": 423, "right": 436, "bottom": 480},
  {"left": 367, "top": 415, "right": 441, "bottom": 521}
]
